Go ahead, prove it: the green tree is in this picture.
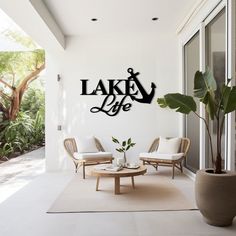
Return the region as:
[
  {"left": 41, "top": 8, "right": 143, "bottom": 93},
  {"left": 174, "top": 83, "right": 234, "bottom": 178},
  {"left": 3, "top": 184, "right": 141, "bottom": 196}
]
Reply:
[{"left": 0, "top": 31, "right": 45, "bottom": 121}]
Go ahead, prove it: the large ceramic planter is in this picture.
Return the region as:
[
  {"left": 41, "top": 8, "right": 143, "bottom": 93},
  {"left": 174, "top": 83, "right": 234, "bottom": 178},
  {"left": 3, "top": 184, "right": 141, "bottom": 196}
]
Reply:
[{"left": 195, "top": 169, "right": 236, "bottom": 226}]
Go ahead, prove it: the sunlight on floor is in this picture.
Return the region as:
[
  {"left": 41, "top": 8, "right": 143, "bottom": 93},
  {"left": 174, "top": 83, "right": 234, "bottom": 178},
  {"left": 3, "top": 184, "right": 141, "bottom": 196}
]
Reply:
[{"left": 0, "top": 147, "right": 45, "bottom": 203}]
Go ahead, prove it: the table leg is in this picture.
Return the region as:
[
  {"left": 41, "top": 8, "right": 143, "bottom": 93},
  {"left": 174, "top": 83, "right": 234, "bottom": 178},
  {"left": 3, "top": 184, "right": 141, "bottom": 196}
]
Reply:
[
  {"left": 96, "top": 176, "right": 100, "bottom": 191},
  {"left": 131, "top": 176, "right": 135, "bottom": 189},
  {"left": 114, "top": 177, "right": 120, "bottom": 194}
]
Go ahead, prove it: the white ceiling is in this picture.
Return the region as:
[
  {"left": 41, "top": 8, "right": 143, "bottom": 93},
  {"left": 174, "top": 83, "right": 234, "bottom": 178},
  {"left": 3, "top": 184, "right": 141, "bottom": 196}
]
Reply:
[{"left": 43, "top": 0, "right": 199, "bottom": 36}]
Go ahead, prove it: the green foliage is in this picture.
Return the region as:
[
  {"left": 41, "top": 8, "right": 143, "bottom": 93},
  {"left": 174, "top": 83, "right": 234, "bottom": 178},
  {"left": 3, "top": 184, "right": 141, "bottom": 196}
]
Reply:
[
  {"left": 0, "top": 108, "right": 45, "bottom": 158},
  {"left": 157, "top": 93, "right": 197, "bottom": 114},
  {"left": 0, "top": 31, "right": 45, "bottom": 119},
  {"left": 0, "top": 112, "right": 33, "bottom": 153},
  {"left": 222, "top": 85, "right": 236, "bottom": 114},
  {"left": 112, "top": 137, "right": 119, "bottom": 144},
  {"left": 112, "top": 137, "right": 136, "bottom": 153},
  {"left": 0, "top": 30, "right": 45, "bottom": 159},
  {"left": 194, "top": 69, "right": 217, "bottom": 120},
  {"left": 0, "top": 143, "right": 13, "bottom": 158},
  {"left": 192, "top": 69, "right": 236, "bottom": 118},
  {"left": 194, "top": 69, "right": 217, "bottom": 98},
  {"left": 0, "top": 50, "right": 45, "bottom": 88},
  {"left": 0, "top": 87, "right": 45, "bottom": 158},
  {"left": 157, "top": 68, "right": 236, "bottom": 173},
  {"left": 157, "top": 69, "right": 236, "bottom": 118},
  {"left": 0, "top": 112, "right": 3, "bottom": 122},
  {"left": 32, "top": 111, "right": 45, "bottom": 145},
  {"left": 3, "top": 30, "right": 38, "bottom": 50},
  {"left": 21, "top": 87, "right": 45, "bottom": 120},
  {"left": 0, "top": 83, "right": 45, "bottom": 159}
]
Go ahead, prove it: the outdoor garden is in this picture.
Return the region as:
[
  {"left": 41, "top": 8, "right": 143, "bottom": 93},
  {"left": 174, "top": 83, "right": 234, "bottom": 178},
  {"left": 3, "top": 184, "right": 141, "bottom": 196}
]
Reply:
[{"left": 0, "top": 31, "right": 45, "bottom": 163}]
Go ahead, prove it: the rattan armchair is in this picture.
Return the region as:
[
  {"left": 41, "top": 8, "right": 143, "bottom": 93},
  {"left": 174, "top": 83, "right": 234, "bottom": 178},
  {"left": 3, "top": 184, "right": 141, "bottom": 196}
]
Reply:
[
  {"left": 64, "top": 137, "right": 113, "bottom": 179},
  {"left": 139, "top": 137, "right": 190, "bottom": 179}
]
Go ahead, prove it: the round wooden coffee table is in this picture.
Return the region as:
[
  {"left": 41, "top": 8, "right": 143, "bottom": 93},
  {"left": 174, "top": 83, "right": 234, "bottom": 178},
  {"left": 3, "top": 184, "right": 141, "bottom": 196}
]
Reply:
[{"left": 91, "top": 165, "right": 147, "bottom": 194}]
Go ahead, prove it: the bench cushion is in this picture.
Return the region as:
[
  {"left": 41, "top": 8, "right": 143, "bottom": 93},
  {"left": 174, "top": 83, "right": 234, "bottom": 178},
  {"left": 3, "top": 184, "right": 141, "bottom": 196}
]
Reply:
[
  {"left": 73, "top": 152, "right": 113, "bottom": 160},
  {"left": 139, "top": 152, "right": 184, "bottom": 161}
]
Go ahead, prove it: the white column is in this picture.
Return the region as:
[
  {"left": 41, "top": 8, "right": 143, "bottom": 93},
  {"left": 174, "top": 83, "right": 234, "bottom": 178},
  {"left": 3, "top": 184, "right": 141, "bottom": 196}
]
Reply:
[
  {"left": 199, "top": 22, "right": 206, "bottom": 169},
  {"left": 226, "top": 0, "right": 235, "bottom": 171}
]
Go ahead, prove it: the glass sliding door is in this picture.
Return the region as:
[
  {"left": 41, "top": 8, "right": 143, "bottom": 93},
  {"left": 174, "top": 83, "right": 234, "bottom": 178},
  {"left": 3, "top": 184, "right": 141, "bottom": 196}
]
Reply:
[
  {"left": 184, "top": 32, "right": 200, "bottom": 173},
  {"left": 205, "top": 8, "right": 226, "bottom": 168}
]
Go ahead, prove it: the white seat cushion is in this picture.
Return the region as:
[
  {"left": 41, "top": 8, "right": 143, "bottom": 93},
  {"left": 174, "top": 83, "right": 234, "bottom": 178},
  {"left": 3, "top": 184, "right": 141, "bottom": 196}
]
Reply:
[
  {"left": 157, "top": 137, "right": 181, "bottom": 154},
  {"left": 139, "top": 152, "right": 184, "bottom": 161},
  {"left": 73, "top": 152, "right": 113, "bottom": 160}
]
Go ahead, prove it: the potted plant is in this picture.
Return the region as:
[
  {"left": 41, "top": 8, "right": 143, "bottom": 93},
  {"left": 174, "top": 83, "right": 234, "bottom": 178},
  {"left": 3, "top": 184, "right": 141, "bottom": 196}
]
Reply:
[
  {"left": 112, "top": 137, "right": 136, "bottom": 163},
  {"left": 157, "top": 68, "right": 236, "bottom": 226}
]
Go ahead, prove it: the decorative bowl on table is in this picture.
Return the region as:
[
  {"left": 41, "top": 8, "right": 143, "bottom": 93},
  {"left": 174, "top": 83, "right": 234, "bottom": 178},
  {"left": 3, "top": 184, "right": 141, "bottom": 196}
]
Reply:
[{"left": 125, "top": 163, "right": 140, "bottom": 169}]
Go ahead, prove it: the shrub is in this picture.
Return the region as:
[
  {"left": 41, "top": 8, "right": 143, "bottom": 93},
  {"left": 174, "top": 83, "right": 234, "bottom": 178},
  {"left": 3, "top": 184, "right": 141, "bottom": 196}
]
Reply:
[
  {"left": 0, "top": 85, "right": 45, "bottom": 159},
  {"left": 0, "top": 112, "right": 34, "bottom": 153},
  {"left": 21, "top": 87, "right": 45, "bottom": 120},
  {"left": 32, "top": 110, "right": 45, "bottom": 145}
]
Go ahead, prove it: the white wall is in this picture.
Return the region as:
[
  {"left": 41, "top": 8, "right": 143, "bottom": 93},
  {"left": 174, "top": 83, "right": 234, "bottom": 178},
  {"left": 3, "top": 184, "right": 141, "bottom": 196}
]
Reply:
[
  {"left": 46, "top": 32, "right": 180, "bottom": 171},
  {"left": 45, "top": 52, "right": 63, "bottom": 171}
]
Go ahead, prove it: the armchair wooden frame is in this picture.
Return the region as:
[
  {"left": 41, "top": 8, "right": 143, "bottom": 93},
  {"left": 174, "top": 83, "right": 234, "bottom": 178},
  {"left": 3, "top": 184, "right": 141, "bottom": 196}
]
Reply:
[
  {"left": 140, "top": 138, "right": 190, "bottom": 179},
  {"left": 64, "top": 137, "right": 113, "bottom": 179}
]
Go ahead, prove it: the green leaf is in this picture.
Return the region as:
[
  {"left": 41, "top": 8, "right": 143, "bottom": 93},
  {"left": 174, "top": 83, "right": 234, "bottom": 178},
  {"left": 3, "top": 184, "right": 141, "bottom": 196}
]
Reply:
[
  {"left": 157, "top": 98, "right": 168, "bottom": 108},
  {"left": 222, "top": 84, "right": 231, "bottom": 112},
  {"left": 122, "top": 141, "right": 126, "bottom": 147},
  {"left": 116, "top": 148, "right": 123, "bottom": 153},
  {"left": 223, "top": 85, "right": 236, "bottom": 114},
  {"left": 127, "top": 138, "right": 131, "bottom": 145},
  {"left": 193, "top": 69, "right": 217, "bottom": 119},
  {"left": 130, "top": 143, "right": 136, "bottom": 147},
  {"left": 202, "top": 91, "right": 216, "bottom": 120},
  {"left": 158, "top": 93, "right": 196, "bottom": 114},
  {"left": 126, "top": 145, "right": 131, "bottom": 151},
  {"left": 112, "top": 137, "right": 119, "bottom": 144},
  {"left": 194, "top": 68, "right": 217, "bottom": 100}
]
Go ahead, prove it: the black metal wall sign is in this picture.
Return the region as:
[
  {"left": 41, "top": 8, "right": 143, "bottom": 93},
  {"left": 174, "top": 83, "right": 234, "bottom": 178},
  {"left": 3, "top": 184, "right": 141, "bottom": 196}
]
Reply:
[{"left": 80, "top": 68, "right": 156, "bottom": 116}]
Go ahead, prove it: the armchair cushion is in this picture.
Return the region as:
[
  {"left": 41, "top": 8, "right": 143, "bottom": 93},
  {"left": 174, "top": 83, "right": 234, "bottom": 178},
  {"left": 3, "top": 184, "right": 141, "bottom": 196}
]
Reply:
[
  {"left": 156, "top": 137, "right": 181, "bottom": 154},
  {"left": 74, "top": 151, "right": 113, "bottom": 160},
  {"left": 76, "top": 136, "right": 98, "bottom": 153},
  {"left": 139, "top": 152, "right": 184, "bottom": 161}
]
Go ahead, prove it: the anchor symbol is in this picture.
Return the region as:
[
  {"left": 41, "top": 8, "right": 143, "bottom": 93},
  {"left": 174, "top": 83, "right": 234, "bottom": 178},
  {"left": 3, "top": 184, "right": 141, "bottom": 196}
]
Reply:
[{"left": 127, "top": 68, "right": 156, "bottom": 104}]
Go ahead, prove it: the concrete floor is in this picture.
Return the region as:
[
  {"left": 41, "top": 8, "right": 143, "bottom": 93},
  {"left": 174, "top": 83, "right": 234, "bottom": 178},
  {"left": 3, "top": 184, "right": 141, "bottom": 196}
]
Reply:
[
  {"left": 0, "top": 166, "right": 235, "bottom": 236},
  {"left": 0, "top": 147, "right": 45, "bottom": 203}
]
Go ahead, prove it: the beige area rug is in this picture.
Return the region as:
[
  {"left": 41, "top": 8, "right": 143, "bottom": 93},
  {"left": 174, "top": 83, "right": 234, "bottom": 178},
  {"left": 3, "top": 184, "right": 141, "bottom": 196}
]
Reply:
[{"left": 48, "top": 172, "right": 197, "bottom": 213}]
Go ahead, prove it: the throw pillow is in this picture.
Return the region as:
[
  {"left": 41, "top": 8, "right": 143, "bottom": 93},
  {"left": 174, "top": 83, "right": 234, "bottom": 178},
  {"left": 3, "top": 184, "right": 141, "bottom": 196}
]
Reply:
[
  {"left": 76, "top": 136, "right": 98, "bottom": 153},
  {"left": 156, "top": 137, "right": 181, "bottom": 154}
]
